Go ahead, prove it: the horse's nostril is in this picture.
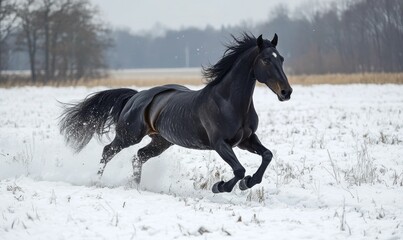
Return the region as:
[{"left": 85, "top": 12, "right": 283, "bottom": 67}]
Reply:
[
  {"left": 281, "top": 90, "right": 287, "bottom": 96},
  {"left": 280, "top": 89, "right": 292, "bottom": 99}
]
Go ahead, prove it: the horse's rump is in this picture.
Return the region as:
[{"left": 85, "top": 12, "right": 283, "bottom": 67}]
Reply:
[{"left": 118, "top": 84, "right": 191, "bottom": 135}]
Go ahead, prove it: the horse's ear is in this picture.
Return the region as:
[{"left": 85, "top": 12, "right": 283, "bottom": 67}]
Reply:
[
  {"left": 271, "top": 33, "right": 278, "bottom": 47},
  {"left": 257, "top": 34, "right": 263, "bottom": 51}
]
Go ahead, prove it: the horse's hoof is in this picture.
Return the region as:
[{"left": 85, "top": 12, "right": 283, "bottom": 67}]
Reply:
[
  {"left": 132, "top": 174, "right": 141, "bottom": 185},
  {"left": 125, "top": 178, "right": 140, "bottom": 190},
  {"left": 239, "top": 176, "right": 252, "bottom": 190},
  {"left": 212, "top": 181, "right": 225, "bottom": 193}
]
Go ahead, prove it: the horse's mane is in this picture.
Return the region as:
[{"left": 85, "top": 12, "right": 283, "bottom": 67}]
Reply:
[{"left": 202, "top": 33, "right": 259, "bottom": 86}]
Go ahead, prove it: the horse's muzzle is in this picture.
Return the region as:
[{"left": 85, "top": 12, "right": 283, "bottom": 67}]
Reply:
[{"left": 278, "top": 88, "right": 292, "bottom": 101}]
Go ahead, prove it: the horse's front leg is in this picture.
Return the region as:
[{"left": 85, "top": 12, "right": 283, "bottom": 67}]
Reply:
[
  {"left": 238, "top": 134, "right": 273, "bottom": 190},
  {"left": 211, "top": 140, "right": 246, "bottom": 193}
]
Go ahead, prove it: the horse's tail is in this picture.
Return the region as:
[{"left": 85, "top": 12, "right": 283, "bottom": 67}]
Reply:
[{"left": 59, "top": 88, "right": 138, "bottom": 153}]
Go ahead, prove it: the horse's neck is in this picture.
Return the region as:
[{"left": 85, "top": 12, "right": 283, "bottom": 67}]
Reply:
[{"left": 215, "top": 49, "right": 257, "bottom": 112}]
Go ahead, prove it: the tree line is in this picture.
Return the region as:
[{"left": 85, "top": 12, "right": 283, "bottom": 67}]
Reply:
[
  {"left": 1, "top": 0, "right": 403, "bottom": 84},
  {"left": 259, "top": 0, "right": 403, "bottom": 74},
  {"left": 108, "top": 0, "right": 403, "bottom": 75}
]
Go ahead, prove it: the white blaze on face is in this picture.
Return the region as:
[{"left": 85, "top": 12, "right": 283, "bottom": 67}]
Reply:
[{"left": 272, "top": 52, "right": 277, "bottom": 58}]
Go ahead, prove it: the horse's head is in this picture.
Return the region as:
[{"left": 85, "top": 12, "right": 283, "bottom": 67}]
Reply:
[{"left": 253, "top": 34, "right": 292, "bottom": 102}]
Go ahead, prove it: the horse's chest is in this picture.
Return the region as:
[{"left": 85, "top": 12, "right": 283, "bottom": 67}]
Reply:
[{"left": 224, "top": 110, "right": 257, "bottom": 147}]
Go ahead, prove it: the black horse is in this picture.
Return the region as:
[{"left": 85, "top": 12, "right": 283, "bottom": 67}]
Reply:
[{"left": 59, "top": 33, "right": 292, "bottom": 193}]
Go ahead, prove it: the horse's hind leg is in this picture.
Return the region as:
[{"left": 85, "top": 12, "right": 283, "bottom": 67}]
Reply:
[
  {"left": 132, "top": 134, "right": 173, "bottom": 184},
  {"left": 98, "top": 125, "right": 146, "bottom": 177},
  {"left": 97, "top": 136, "right": 131, "bottom": 177},
  {"left": 98, "top": 138, "right": 121, "bottom": 176}
]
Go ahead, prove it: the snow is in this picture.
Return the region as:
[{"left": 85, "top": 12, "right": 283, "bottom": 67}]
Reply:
[{"left": 0, "top": 84, "right": 402, "bottom": 239}]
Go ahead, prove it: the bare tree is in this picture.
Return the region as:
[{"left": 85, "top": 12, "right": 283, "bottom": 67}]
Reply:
[
  {"left": 0, "top": 0, "right": 16, "bottom": 76},
  {"left": 16, "top": 0, "right": 41, "bottom": 83},
  {"left": 54, "top": 0, "right": 111, "bottom": 82}
]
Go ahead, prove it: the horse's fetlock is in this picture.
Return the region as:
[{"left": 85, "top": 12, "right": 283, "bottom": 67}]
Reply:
[
  {"left": 262, "top": 150, "right": 273, "bottom": 162},
  {"left": 234, "top": 168, "right": 246, "bottom": 179}
]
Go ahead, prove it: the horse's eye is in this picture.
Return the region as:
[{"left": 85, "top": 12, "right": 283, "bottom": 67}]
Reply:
[
  {"left": 280, "top": 56, "right": 284, "bottom": 62},
  {"left": 263, "top": 58, "right": 271, "bottom": 64}
]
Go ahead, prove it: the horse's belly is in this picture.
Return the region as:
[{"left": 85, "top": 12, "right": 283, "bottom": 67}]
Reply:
[
  {"left": 158, "top": 125, "right": 211, "bottom": 150},
  {"left": 155, "top": 107, "right": 211, "bottom": 150}
]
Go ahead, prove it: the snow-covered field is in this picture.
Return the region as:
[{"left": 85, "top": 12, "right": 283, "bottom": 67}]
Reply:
[{"left": 0, "top": 84, "right": 402, "bottom": 239}]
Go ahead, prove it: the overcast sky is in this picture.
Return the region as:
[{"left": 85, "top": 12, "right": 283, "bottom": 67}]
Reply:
[{"left": 91, "top": 0, "right": 327, "bottom": 33}]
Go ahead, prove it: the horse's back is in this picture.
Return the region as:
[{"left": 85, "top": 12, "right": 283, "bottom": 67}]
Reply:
[{"left": 122, "top": 84, "right": 190, "bottom": 111}]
